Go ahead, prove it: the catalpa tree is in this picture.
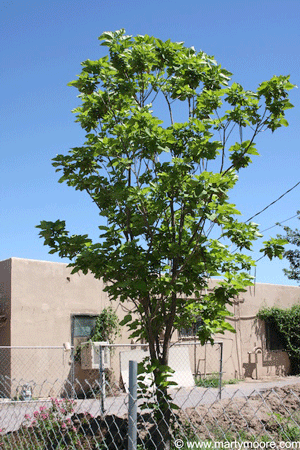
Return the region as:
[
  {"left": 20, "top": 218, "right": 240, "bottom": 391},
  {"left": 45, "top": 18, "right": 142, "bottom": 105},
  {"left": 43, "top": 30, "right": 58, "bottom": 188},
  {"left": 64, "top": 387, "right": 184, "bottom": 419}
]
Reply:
[{"left": 38, "top": 29, "right": 294, "bottom": 388}]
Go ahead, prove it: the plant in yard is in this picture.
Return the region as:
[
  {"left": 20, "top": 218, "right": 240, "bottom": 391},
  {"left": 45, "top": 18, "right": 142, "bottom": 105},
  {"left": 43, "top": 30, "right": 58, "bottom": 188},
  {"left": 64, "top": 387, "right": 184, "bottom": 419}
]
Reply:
[
  {"left": 172, "top": 416, "right": 200, "bottom": 448},
  {"left": 270, "top": 412, "right": 300, "bottom": 441},
  {"left": 74, "top": 306, "right": 120, "bottom": 363},
  {"left": 195, "top": 374, "right": 240, "bottom": 388},
  {"left": 90, "top": 305, "right": 121, "bottom": 343},
  {"left": 195, "top": 372, "right": 221, "bottom": 388},
  {"left": 22, "top": 398, "right": 77, "bottom": 449},
  {"left": 37, "top": 29, "right": 295, "bottom": 448},
  {"left": 257, "top": 305, "right": 300, "bottom": 374}
]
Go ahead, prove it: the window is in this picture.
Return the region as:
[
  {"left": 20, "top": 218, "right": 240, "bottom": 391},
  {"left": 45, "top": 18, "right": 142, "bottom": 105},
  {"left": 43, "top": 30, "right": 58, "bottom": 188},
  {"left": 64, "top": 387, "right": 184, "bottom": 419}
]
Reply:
[
  {"left": 72, "top": 315, "right": 97, "bottom": 339},
  {"left": 180, "top": 318, "right": 204, "bottom": 339},
  {"left": 265, "top": 321, "right": 286, "bottom": 351}
]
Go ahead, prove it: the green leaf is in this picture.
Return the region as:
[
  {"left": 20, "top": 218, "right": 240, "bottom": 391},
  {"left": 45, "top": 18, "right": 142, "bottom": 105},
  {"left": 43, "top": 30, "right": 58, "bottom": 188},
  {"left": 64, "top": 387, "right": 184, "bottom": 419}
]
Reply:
[
  {"left": 280, "top": 118, "right": 289, "bottom": 127},
  {"left": 119, "top": 314, "right": 132, "bottom": 326}
]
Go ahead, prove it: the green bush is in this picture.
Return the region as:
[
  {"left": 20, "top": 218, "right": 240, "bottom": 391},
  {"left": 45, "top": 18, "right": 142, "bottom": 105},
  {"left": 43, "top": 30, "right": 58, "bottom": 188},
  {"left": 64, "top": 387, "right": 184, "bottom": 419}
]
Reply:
[{"left": 257, "top": 305, "right": 300, "bottom": 374}]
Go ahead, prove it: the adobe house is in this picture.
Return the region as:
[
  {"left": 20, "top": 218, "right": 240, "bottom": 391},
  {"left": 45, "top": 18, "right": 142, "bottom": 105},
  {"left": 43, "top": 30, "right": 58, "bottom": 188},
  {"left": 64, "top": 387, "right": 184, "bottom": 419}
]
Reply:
[
  {"left": 0, "top": 257, "right": 132, "bottom": 397},
  {"left": 0, "top": 257, "right": 299, "bottom": 397},
  {"left": 210, "top": 280, "right": 300, "bottom": 380}
]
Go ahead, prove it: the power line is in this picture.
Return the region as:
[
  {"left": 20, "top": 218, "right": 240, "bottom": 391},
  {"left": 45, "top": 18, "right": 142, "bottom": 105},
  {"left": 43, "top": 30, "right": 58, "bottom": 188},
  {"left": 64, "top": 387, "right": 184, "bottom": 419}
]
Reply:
[
  {"left": 261, "top": 213, "right": 299, "bottom": 233},
  {"left": 246, "top": 181, "right": 300, "bottom": 223},
  {"left": 254, "top": 214, "right": 299, "bottom": 264},
  {"left": 244, "top": 184, "right": 300, "bottom": 282},
  {"left": 253, "top": 214, "right": 299, "bottom": 262}
]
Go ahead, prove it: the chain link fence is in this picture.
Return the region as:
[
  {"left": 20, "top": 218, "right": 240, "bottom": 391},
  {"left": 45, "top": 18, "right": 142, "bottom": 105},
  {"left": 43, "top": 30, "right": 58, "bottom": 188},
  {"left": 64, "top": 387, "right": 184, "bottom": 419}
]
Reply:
[
  {"left": 0, "top": 342, "right": 223, "bottom": 400},
  {"left": 0, "top": 372, "right": 300, "bottom": 448},
  {"left": 1, "top": 344, "right": 299, "bottom": 449}
]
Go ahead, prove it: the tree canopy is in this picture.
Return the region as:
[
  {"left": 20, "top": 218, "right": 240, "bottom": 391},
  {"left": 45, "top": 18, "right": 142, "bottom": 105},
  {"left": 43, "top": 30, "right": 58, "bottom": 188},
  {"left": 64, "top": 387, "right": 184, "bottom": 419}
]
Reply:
[
  {"left": 280, "top": 211, "right": 300, "bottom": 283},
  {"left": 37, "top": 29, "right": 295, "bottom": 370}
]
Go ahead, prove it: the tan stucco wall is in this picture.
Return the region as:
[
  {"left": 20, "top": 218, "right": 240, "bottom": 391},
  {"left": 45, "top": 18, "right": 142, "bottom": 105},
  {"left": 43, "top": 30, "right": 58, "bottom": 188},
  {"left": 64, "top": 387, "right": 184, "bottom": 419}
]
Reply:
[
  {"left": 1, "top": 258, "right": 135, "bottom": 395},
  {"left": 9, "top": 257, "right": 134, "bottom": 347},
  {"left": 10, "top": 257, "right": 109, "bottom": 346},
  {"left": 211, "top": 281, "right": 300, "bottom": 380}
]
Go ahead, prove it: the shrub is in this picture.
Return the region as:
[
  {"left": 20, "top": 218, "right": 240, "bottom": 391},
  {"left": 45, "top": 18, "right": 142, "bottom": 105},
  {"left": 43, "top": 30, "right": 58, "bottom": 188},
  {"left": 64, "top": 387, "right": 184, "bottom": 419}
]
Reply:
[{"left": 257, "top": 305, "right": 300, "bottom": 374}]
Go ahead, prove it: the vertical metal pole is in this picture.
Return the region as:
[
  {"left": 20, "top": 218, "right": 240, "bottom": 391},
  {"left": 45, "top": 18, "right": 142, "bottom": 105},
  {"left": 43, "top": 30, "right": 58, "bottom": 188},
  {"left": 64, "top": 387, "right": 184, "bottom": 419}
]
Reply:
[
  {"left": 219, "top": 342, "right": 223, "bottom": 400},
  {"left": 204, "top": 343, "right": 207, "bottom": 377},
  {"left": 99, "top": 345, "right": 105, "bottom": 414},
  {"left": 194, "top": 339, "right": 197, "bottom": 376},
  {"left": 71, "top": 346, "right": 75, "bottom": 398},
  {"left": 128, "top": 360, "right": 137, "bottom": 450}
]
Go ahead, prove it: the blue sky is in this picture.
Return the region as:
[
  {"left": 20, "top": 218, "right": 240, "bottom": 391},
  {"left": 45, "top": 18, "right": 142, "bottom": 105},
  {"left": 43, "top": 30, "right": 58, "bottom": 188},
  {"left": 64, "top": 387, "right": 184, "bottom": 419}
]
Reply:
[{"left": 1, "top": 0, "right": 300, "bottom": 286}]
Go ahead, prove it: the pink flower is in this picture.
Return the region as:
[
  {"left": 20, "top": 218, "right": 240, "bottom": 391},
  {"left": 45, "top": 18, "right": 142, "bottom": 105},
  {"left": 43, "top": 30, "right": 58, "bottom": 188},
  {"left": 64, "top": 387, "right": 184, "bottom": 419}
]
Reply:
[
  {"left": 66, "top": 418, "right": 71, "bottom": 425},
  {"left": 39, "top": 406, "right": 47, "bottom": 412},
  {"left": 61, "top": 423, "right": 67, "bottom": 429},
  {"left": 41, "top": 413, "right": 49, "bottom": 420},
  {"left": 31, "top": 420, "right": 37, "bottom": 426},
  {"left": 33, "top": 411, "right": 39, "bottom": 418},
  {"left": 72, "top": 426, "right": 77, "bottom": 432},
  {"left": 24, "top": 414, "right": 31, "bottom": 420}
]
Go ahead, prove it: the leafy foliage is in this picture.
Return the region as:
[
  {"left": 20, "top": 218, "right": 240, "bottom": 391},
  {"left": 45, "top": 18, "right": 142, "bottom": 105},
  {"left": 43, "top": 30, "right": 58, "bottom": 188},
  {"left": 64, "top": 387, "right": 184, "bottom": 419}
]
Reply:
[
  {"left": 194, "top": 373, "right": 239, "bottom": 388},
  {"left": 90, "top": 306, "right": 121, "bottom": 343},
  {"left": 257, "top": 305, "right": 300, "bottom": 374},
  {"left": 278, "top": 211, "right": 300, "bottom": 283},
  {"left": 22, "top": 398, "right": 77, "bottom": 449},
  {"left": 74, "top": 306, "right": 120, "bottom": 363},
  {"left": 37, "top": 30, "right": 294, "bottom": 397}
]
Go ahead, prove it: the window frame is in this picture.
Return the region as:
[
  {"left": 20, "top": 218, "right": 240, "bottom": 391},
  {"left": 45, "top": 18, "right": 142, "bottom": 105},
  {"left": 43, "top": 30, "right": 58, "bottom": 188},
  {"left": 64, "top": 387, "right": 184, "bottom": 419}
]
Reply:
[{"left": 71, "top": 314, "right": 98, "bottom": 344}]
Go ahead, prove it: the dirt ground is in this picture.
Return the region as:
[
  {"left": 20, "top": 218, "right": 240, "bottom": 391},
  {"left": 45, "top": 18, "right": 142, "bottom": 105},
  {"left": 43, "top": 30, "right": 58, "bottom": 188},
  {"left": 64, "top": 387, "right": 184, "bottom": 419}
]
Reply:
[{"left": 177, "top": 380, "right": 300, "bottom": 441}]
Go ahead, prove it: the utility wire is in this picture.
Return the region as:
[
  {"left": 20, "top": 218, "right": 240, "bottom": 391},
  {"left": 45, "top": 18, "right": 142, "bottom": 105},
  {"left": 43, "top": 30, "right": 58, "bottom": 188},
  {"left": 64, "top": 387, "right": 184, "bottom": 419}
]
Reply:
[
  {"left": 260, "top": 213, "right": 299, "bottom": 233},
  {"left": 253, "top": 214, "right": 299, "bottom": 263},
  {"left": 245, "top": 181, "right": 300, "bottom": 223},
  {"left": 245, "top": 183, "right": 300, "bottom": 282},
  {"left": 231, "top": 213, "right": 299, "bottom": 256}
]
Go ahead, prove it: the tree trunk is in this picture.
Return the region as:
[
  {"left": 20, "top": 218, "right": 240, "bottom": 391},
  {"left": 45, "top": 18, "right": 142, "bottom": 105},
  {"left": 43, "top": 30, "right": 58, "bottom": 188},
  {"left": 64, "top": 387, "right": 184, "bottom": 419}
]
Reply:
[
  {"left": 146, "top": 305, "right": 175, "bottom": 449},
  {"left": 148, "top": 344, "right": 173, "bottom": 449},
  {"left": 154, "top": 381, "right": 172, "bottom": 450}
]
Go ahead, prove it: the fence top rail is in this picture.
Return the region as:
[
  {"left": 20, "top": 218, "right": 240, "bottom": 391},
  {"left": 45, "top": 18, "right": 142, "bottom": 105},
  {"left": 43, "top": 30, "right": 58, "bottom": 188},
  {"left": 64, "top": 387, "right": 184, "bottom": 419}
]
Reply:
[
  {"left": 0, "top": 341, "right": 223, "bottom": 350},
  {"left": 85, "top": 341, "right": 223, "bottom": 347},
  {"left": 171, "top": 341, "right": 223, "bottom": 346},
  {"left": 0, "top": 346, "right": 67, "bottom": 349}
]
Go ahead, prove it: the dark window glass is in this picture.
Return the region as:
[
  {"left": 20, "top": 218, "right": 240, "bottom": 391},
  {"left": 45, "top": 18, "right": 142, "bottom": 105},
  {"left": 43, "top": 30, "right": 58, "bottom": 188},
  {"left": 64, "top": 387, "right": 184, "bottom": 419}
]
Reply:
[
  {"left": 265, "top": 321, "right": 286, "bottom": 351},
  {"left": 180, "top": 318, "right": 204, "bottom": 338},
  {"left": 73, "top": 315, "right": 97, "bottom": 338}
]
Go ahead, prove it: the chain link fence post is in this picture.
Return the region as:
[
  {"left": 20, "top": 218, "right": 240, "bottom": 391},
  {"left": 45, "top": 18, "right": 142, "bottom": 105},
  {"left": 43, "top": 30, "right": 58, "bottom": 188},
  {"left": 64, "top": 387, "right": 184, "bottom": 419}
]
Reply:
[
  {"left": 70, "top": 346, "right": 75, "bottom": 398},
  {"left": 128, "top": 360, "right": 137, "bottom": 450},
  {"left": 218, "top": 341, "right": 223, "bottom": 399},
  {"left": 99, "top": 344, "right": 105, "bottom": 414}
]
